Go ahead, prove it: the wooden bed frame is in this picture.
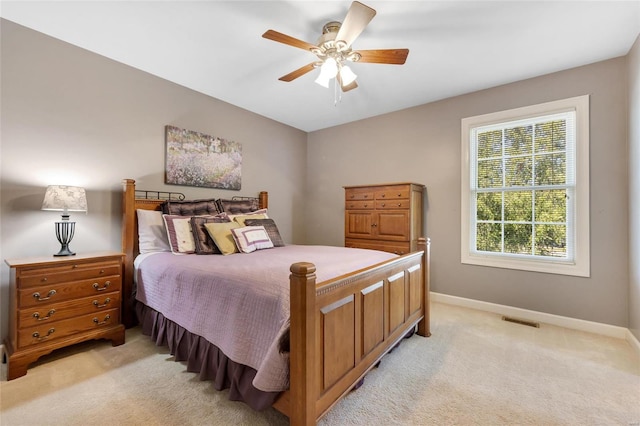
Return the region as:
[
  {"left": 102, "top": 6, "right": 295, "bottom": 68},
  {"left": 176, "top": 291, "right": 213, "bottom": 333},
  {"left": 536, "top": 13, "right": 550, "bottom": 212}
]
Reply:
[{"left": 121, "top": 178, "right": 430, "bottom": 425}]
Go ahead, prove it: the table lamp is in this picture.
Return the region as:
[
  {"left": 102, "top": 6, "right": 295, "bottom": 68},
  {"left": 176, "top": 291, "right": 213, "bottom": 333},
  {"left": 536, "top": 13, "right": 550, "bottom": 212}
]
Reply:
[{"left": 41, "top": 185, "right": 88, "bottom": 256}]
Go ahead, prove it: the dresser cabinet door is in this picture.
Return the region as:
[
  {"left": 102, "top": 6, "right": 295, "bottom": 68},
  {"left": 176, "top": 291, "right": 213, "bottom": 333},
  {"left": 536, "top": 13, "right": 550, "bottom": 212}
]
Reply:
[
  {"left": 376, "top": 211, "right": 410, "bottom": 241},
  {"left": 345, "top": 211, "right": 375, "bottom": 238}
]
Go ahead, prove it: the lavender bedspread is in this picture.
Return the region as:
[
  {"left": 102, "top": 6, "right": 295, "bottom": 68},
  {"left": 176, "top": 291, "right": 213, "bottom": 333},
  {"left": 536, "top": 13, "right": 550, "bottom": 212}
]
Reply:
[{"left": 135, "top": 245, "right": 397, "bottom": 392}]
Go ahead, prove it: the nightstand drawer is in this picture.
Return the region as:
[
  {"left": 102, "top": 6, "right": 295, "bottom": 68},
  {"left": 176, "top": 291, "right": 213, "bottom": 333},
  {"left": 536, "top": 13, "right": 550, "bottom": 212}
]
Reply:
[
  {"left": 18, "top": 263, "right": 121, "bottom": 288},
  {"left": 18, "top": 308, "right": 120, "bottom": 349},
  {"left": 19, "top": 292, "right": 120, "bottom": 328},
  {"left": 18, "top": 276, "right": 121, "bottom": 308}
]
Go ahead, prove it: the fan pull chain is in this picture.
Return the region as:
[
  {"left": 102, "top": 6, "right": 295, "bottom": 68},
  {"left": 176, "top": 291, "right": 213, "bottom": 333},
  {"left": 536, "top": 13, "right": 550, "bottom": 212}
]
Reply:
[{"left": 333, "top": 77, "right": 342, "bottom": 106}]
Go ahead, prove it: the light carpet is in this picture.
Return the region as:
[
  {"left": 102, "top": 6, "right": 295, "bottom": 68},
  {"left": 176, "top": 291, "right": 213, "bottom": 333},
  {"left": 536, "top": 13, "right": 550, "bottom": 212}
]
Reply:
[{"left": 1, "top": 302, "right": 639, "bottom": 425}]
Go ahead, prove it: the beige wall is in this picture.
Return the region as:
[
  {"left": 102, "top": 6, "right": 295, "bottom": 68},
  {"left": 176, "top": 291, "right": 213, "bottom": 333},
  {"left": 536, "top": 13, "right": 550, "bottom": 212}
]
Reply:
[
  {"left": 307, "top": 57, "right": 630, "bottom": 327},
  {"left": 0, "top": 20, "right": 308, "bottom": 339},
  {"left": 629, "top": 35, "right": 640, "bottom": 340},
  {"left": 0, "top": 19, "right": 636, "bottom": 342}
]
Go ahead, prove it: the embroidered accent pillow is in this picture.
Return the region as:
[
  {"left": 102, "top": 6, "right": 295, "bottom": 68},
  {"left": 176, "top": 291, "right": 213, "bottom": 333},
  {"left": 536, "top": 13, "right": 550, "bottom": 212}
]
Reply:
[
  {"left": 230, "top": 226, "right": 274, "bottom": 253},
  {"left": 163, "top": 215, "right": 196, "bottom": 254}
]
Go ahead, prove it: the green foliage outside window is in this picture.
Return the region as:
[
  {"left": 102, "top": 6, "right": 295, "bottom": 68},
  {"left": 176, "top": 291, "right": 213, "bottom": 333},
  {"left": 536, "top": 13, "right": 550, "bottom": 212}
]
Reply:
[{"left": 474, "top": 120, "right": 568, "bottom": 258}]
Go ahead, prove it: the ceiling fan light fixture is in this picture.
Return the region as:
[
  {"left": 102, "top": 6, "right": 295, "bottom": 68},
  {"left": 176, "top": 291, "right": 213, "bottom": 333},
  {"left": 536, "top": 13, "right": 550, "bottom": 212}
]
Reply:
[
  {"left": 339, "top": 65, "right": 357, "bottom": 86},
  {"left": 319, "top": 57, "right": 338, "bottom": 79},
  {"left": 314, "top": 73, "right": 331, "bottom": 88}
]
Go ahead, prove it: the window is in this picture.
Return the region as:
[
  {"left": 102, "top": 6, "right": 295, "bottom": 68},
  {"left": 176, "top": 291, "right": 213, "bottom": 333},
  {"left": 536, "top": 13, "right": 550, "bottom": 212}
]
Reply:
[{"left": 461, "top": 96, "right": 590, "bottom": 277}]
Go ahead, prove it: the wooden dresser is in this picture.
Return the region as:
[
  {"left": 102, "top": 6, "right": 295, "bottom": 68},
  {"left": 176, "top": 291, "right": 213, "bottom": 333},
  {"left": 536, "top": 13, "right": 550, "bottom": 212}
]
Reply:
[
  {"left": 3, "top": 251, "right": 126, "bottom": 380},
  {"left": 344, "top": 183, "right": 425, "bottom": 255}
]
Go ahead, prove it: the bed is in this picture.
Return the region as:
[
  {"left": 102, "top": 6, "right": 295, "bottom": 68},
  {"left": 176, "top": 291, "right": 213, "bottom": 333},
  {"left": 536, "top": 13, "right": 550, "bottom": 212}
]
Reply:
[{"left": 121, "top": 178, "right": 430, "bottom": 425}]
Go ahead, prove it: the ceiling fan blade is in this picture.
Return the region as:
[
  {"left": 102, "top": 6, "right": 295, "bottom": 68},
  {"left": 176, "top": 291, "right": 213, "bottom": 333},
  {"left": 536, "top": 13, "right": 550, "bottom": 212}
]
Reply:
[
  {"left": 262, "top": 29, "right": 317, "bottom": 52},
  {"left": 355, "top": 49, "right": 409, "bottom": 65},
  {"left": 335, "top": 1, "right": 376, "bottom": 49},
  {"left": 278, "top": 62, "right": 317, "bottom": 82}
]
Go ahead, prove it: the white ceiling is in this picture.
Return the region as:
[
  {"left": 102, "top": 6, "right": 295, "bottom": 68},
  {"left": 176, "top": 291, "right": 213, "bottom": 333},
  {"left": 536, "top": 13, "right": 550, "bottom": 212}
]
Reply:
[{"left": 2, "top": 1, "right": 639, "bottom": 132}]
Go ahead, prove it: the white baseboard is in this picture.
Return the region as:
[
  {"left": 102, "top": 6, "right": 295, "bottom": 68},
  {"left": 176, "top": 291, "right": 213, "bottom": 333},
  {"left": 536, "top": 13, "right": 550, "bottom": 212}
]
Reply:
[
  {"left": 431, "top": 292, "right": 632, "bottom": 342},
  {"left": 627, "top": 329, "right": 640, "bottom": 356}
]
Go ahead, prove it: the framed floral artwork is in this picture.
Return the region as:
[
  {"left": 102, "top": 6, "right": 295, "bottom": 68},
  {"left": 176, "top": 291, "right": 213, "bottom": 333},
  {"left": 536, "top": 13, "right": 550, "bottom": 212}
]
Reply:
[{"left": 165, "top": 125, "right": 242, "bottom": 190}]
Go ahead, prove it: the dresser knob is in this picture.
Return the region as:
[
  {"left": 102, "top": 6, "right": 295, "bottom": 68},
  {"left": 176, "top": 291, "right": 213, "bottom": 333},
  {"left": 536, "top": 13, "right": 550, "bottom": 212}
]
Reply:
[
  {"left": 93, "top": 281, "right": 111, "bottom": 291},
  {"left": 382, "top": 203, "right": 386, "bottom": 207},
  {"left": 32, "top": 328, "right": 55, "bottom": 340},
  {"left": 398, "top": 203, "right": 402, "bottom": 207},
  {"left": 93, "top": 298, "right": 111, "bottom": 308},
  {"left": 381, "top": 194, "right": 386, "bottom": 198},
  {"left": 33, "top": 290, "right": 56, "bottom": 301},
  {"left": 72, "top": 264, "right": 78, "bottom": 269},
  {"left": 93, "top": 314, "right": 111, "bottom": 326},
  {"left": 33, "top": 309, "right": 56, "bottom": 321},
  {"left": 41, "top": 277, "right": 48, "bottom": 282},
  {"left": 100, "top": 269, "right": 105, "bottom": 274}
]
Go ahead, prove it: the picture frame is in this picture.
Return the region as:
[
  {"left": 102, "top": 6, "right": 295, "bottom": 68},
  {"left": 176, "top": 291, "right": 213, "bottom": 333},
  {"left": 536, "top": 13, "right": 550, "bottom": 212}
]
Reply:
[{"left": 165, "top": 125, "right": 242, "bottom": 190}]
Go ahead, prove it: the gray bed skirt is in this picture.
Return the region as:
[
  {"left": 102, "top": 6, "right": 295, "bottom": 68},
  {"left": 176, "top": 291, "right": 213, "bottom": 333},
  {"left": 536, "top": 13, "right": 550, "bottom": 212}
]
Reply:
[{"left": 135, "top": 302, "right": 281, "bottom": 411}]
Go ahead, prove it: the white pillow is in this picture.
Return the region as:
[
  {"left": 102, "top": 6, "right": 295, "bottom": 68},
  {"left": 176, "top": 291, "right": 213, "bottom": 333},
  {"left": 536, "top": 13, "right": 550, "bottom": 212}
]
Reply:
[
  {"left": 137, "top": 209, "right": 171, "bottom": 253},
  {"left": 230, "top": 226, "right": 274, "bottom": 253}
]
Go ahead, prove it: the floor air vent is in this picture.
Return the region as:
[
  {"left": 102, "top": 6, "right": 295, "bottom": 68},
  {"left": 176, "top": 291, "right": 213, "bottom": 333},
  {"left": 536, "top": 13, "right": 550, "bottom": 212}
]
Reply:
[{"left": 502, "top": 316, "right": 540, "bottom": 328}]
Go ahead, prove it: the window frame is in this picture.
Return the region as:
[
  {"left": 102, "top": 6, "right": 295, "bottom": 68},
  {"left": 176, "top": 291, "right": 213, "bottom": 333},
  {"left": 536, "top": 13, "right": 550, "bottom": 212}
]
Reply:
[{"left": 461, "top": 95, "right": 590, "bottom": 277}]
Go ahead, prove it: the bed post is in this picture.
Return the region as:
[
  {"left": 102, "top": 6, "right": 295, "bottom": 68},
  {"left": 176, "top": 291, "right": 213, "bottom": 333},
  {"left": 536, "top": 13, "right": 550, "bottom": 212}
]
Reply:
[
  {"left": 259, "top": 191, "right": 268, "bottom": 210},
  {"left": 289, "top": 262, "right": 318, "bottom": 426},
  {"left": 417, "top": 237, "right": 431, "bottom": 337},
  {"left": 121, "top": 179, "right": 137, "bottom": 328}
]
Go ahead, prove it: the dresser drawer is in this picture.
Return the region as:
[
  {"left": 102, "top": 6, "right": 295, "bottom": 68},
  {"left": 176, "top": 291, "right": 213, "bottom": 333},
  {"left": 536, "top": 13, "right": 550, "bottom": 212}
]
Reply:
[
  {"left": 345, "top": 200, "right": 375, "bottom": 210},
  {"left": 18, "top": 308, "right": 120, "bottom": 349},
  {"left": 375, "top": 200, "right": 410, "bottom": 209},
  {"left": 18, "top": 276, "right": 121, "bottom": 308},
  {"left": 346, "top": 239, "right": 411, "bottom": 255},
  {"left": 345, "top": 189, "right": 375, "bottom": 201},
  {"left": 19, "top": 292, "right": 120, "bottom": 328},
  {"left": 375, "top": 187, "right": 410, "bottom": 200},
  {"left": 18, "top": 262, "right": 121, "bottom": 288}
]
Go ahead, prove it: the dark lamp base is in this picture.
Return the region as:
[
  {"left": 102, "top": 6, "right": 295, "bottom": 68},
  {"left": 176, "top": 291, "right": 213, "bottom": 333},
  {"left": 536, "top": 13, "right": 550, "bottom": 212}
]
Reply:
[
  {"left": 54, "top": 244, "right": 76, "bottom": 257},
  {"left": 53, "top": 220, "right": 77, "bottom": 256}
]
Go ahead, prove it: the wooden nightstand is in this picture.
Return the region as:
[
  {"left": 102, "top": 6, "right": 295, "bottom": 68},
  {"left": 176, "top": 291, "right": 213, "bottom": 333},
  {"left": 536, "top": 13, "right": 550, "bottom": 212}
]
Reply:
[{"left": 3, "top": 251, "right": 126, "bottom": 380}]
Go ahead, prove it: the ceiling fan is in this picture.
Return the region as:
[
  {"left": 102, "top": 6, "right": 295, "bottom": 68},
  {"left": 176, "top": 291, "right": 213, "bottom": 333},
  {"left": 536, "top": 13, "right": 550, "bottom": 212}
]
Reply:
[{"left": 262, "top": 1, "right": 409, "bottom": 92}]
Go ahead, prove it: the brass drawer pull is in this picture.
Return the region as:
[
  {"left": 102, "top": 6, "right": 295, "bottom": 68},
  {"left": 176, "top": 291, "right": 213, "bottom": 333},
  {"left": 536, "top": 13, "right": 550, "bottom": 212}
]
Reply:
[
  {"left": 33, "top": 328, "right": 55, "bottom": 340},
  {"left": 93, "top": 314, "right": 111, "bottom": 326},
  {"left": 93, "top": 281, "right": 111, "bottom": 291},
  {"left": 33, "top": 289, "right": 56, "bottom": 301},
  {"left": 92, "top": 298, "right": 111, "bottom": 308},
  {"left": 33, "top": 309, "right": 56, "bottom": 321}
]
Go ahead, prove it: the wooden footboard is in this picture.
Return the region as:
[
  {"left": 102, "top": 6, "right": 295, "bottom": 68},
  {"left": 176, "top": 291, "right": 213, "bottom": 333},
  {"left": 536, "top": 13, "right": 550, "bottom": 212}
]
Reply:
[{"left": 275, "top": 238, "right": 430, "bottom": 425}]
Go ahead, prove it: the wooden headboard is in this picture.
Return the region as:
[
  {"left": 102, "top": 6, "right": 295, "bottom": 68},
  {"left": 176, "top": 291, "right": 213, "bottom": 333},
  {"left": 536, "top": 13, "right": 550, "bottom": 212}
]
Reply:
[{"left": 120, "top": 178, "right": 268, "bottom": 327}]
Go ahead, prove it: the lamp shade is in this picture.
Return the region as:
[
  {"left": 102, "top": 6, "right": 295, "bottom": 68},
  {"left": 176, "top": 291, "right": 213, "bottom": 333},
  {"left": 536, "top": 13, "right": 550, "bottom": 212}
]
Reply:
[{"left": 41, "top": 185, "right": 88, "bottom": 213}]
